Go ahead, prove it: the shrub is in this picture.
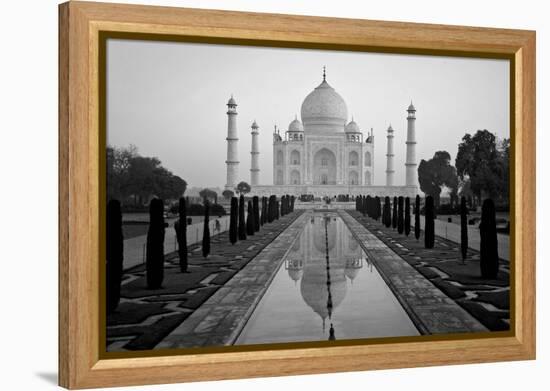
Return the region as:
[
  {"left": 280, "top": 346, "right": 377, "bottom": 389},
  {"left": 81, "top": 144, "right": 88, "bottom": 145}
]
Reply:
[
  {"left": 415, "top": 195, "right": 421, "bottom": 240},
  {"left": 405, "top": 197, "right": 411, "bottom": 236},
  {"left": 202, "top": 200, "right": 211, "bottom": 257},
  {"left": 106, "top": 199, "right": 124, "bottom": 314},
  {"left": 424, "top": 196, "right": 435, "bottom": 249},
  {"left": 175, "top": 197, "right": 188, "bottom": 272},
  {"left": 222, "top": 189, "right": 234, "bottom": 200},
  {"left": 146, "top": 198, "right": 165, "bottom": 289},
  {"left": 253, "top": 196, "right": 260, "bottom": 232},
  {"left": 480, "top": 199, "right": 499, "bottom": 278},
  {"left": 397, "top": 196, "right": 404, "bottom": 234},
  {"left": 238, "top": 194, "right": 247, "bottom": 240},
  {"left": 229, "top": 197, "right": 238, "bottom": 244},
  {"left": 210, "top": 203, "right": 226, "bottom": 216},
  {"left": 460, "top": 196, "right": 468, "bottom": 263},
  {"left": 186, "top": 203, "right": 205, "bottom": 216}
]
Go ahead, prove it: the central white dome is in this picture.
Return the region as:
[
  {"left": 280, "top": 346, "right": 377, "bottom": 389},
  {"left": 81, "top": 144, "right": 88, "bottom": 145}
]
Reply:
[{"left": 300, "top": 79, "right": 348, "bottom": 131}]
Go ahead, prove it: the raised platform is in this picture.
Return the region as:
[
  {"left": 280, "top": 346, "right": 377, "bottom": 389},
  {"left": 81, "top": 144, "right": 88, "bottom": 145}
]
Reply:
[{"left": 250, "top": 184, "right": 418, "bottom": 198}]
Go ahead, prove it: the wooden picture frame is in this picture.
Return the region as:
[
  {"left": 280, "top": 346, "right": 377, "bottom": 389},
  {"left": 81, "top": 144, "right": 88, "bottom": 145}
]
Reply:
[{"left": 58, "top": 1, "right": 536, "bottom": 389}]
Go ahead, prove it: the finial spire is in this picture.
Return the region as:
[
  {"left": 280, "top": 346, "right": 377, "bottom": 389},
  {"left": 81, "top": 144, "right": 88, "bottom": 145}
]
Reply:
[{"left": 323, "top": 66, "right": 326, "bottom": 81}]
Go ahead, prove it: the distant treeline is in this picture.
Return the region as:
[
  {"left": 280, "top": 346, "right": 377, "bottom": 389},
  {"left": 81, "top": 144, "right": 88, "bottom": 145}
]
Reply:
[{"left": 107, "top": 145, "right": 187, "bottom": 206}]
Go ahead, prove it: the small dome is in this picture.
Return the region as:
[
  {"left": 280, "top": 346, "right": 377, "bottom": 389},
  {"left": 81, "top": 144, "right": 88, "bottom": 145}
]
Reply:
[
  {"left": 345, "top": 119, "right": 360, "bottom": 133},
  {"left": 251, "top": 120, "right": 259, "bottom": 129},
  {"left": 227, "top": 95, "right": 237, "bottom": 106},
  {"left": 288, "top": 117, "right": 304, "bottom": 132},
  {"left": 408, "top": 101, "right": 416, "bottom": 111},
  {"left": 387, "top": 124, "right": 394, "bottom": 132}
]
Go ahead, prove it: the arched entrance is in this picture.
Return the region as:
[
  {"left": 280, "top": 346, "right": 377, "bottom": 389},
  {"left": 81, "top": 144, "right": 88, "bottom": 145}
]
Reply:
[{"left": 313, "top": 148, "right": 337, "bottom": 185}]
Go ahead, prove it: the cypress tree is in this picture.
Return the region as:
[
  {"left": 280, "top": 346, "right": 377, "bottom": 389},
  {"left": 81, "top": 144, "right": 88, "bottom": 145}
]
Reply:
[
  {"left": 229, "top": 197, "right": 238, "bottom": 244},
  {"left": 267, "top": 196, "right": 274, "bottom": 223},
  {"left": 414, "top": 195, "right": 421, "bottom": 240},
  {"left": 275, "top": 200, "right": 280, "bottom": 220},
  {"left": 384, "top": 196, "right": 391, "bottom": 228},
  {"left": 202, "top": 200, "right": 211, "bottom": 257},
  {"left": 106, "top": 199, "right": 123, "bottom": 314},
  {"left": 238, "top": 194, "right": 246, "bottom": 240},
  {"left": 253, "top": 196, "right": 260, "bottom": 232},
  {"left": 175, "top": 197, "right": 188, "bottom": 272},
  {"left": 362, "top": 195, "right": 367, "bottom": 216},
  {"left": 404, "top": 197, "right": 411, "bottom": 236},
  {"left": 262, "top": 196, "right": 268, "bottom": 224},
  {"left": 356, "top": 196, "right": 360, "bottom": 211},
  {"left": 146, "top": 198, "right": 165, "bottom": 289},
  {"left": 392, "top": 196, "right": 398, "bottom": 229},
  {"left": 424, "top": 196, "right": 435, "bottom": 249},
  {"left": 397, "top": 196, "right": 404, "bottom": 234},
  {"left": 246, "top": 200, "right": 255, "bottom": 236},
  {"left": 375, "top": 196, "right": 381, "bottom": 221},
  {"left": 480, "top": 198, "right": 499, "bottom": 278},
  {"left": 460, "top": 196, "right": 468, "bottom": 263},
  {"left": 290, "top": 195, "right": 295, "bottom": 212},
  {"left": 368, "top": 196, "right": 372, "bottom": 217}
]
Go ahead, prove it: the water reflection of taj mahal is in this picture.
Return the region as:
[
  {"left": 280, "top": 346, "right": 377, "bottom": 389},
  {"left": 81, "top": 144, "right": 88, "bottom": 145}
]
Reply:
[{"left": 285, "top": 212, "right": 371, "bottom": 331}]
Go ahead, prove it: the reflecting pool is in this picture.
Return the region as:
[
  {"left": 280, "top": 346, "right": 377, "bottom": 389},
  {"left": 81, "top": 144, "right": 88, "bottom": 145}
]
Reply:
[{"left": 235, "top": 212, "right": 420, "bottom": 345}]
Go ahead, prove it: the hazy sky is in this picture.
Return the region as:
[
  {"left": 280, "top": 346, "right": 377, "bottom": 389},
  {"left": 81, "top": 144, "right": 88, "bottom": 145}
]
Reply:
[{"left": 107, "top": 39, "right": 509, "bottom": 189}]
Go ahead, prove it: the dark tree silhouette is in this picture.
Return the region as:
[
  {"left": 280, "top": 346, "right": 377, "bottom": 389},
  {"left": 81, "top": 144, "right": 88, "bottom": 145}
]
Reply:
[
  {"left": 106, "top": 199, "right": 123, "bottom": 314},
  {"left": 424, "top": 196, "right": 435, "bottom": 249},
  {"left": 480, "top": 198, "right": 499, "bottom": 278},
  {"left": 253, "top": 196, "right": 260, "bottom": 232},
  {"left": 404, "top": 197, "right": 411, "bottom": 236},
  {"left": 146, "top": 198, "right": 165, "bottom": 289},
  {"left": 414, "top": 195, "right": 421, "bottom": 240},
  {"left": 202, "top": 200, "right": 211, "bottom": 257},
  {"left": 460, "top": 196, "right": 468, "bottom": 263},
  {"left": 261, "top": 196, "right": 266, "bottom": 225},
  {"left": 246, "top": 200, "right": 255, "bottom": 236},
  {"left": 229, "top": 197, "right": 238, "bottom": 244},
  {"left": 392, "top": 196, "right": 398, "bottom": 229},
  {"left": 290, "top": 195, "right": 295, "bottom": 212},
  {"left": 238, "top": 194, "right": 246, "bottom": 240},
  {"left": 174, "top": 197, "right": 188, "bottom": 272},
  {"left": 384, "top": 196, "right": 391, "bottom": 228},
  {"left": 397, "top": 196, "right": 404, "bottom": 234}
]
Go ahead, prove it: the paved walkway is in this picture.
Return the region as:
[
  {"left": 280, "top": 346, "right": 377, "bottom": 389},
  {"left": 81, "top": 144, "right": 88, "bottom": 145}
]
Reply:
[
  {"left": 339, "top": 210, "right": 487, "bottom": 334},
  {"left": 157, "top": 211, "right": 310, "bottom": 349},
  {"left": 347, "top": 210, "right": 510, "bottom": 331},
  {"left": 123, "top": 216, "right": 231, "bottom": 270},
  {"left": 107, "top": 211, "right": 303, "bottom": 351},
  {"left": 425, "top": 217, "right": 509, "bottom": 261}
]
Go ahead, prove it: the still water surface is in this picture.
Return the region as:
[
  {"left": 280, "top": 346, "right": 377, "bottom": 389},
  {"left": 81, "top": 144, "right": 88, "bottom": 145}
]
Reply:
[{"left": 235, "top": 212, "right": 419, "bottom": 345}]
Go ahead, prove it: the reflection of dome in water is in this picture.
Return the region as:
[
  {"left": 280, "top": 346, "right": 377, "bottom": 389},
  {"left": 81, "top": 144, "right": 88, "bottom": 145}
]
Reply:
[
  {"left": 288, "top": 268, "right": 303, "bottom": 282},
  {"left": 300, "top": 263, "right": 347, "bottom": 321},
  {"left": 344, "top": 258, "right": 363, "bottom": 283}
]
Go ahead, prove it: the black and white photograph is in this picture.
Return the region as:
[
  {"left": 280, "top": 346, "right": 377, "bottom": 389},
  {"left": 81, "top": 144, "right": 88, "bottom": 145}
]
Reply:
[{"left": 105, "top": 39, "right": 511, "bottom": 352}]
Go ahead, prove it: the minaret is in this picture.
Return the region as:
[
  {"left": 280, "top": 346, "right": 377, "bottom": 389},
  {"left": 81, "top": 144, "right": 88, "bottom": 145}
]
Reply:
[
  {"left": 250, "top": 120, "right": 260, "bottom": 186},
  {"left": 385, "top": 124, "right": 395, "bottom": 186},
  {"left": 405, "top": 102, "right": 417, "bottom": 187},
  {"left": 225, "top": 95, "right": 239, "bottom": 190}
]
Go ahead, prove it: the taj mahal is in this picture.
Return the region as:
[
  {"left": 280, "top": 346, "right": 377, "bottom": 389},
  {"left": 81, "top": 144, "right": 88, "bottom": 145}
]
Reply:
[{"left": 224, "top": 68, "right": 419, "bottom": 198}]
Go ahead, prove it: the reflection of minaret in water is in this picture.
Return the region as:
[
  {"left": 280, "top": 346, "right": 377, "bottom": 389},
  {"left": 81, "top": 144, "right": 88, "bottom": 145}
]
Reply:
[
  {"left": 329, "top": 323, "right": 336, "bottom": 341},
  {"left": 324, "top": 215, "right": 334, "bottom": 334}
]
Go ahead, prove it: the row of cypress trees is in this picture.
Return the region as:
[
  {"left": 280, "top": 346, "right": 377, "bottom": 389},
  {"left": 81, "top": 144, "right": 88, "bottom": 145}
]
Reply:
[{"left": 228, "top": 194, "right": 296, "bottom": 245}]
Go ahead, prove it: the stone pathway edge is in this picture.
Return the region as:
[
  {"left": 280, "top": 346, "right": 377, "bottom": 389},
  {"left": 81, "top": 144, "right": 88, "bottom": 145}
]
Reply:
[{"left": 156, "top": 211, "right": 310, "bottom": 349}]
